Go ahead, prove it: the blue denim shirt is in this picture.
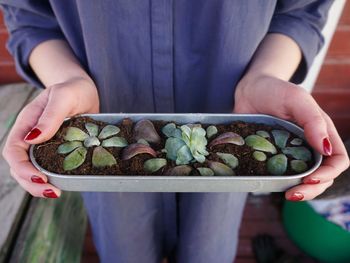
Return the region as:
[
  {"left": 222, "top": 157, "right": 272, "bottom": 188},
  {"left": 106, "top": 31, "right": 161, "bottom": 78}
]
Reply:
[{"left": 1, "top": 0, "right": 332, "bottom": 113}]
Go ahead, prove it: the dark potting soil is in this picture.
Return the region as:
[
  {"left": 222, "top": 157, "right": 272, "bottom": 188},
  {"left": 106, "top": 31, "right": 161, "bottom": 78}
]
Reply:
[{"left": 32, "top": 116, "right": 315, "bottom": 176}]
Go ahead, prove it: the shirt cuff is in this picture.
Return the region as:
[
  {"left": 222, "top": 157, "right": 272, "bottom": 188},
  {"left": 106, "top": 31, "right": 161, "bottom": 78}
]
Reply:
[
  {"left": 7, "top": 28, "right": 64, "bottom": 88},
  {"left": 268, "top": 15, "right": 324, "bottom": 84}
]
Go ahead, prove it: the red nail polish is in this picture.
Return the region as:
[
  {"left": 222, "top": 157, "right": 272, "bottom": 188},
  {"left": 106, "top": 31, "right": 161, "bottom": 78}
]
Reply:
[
  {"left": 323, "top": 137, "right": 332, "bottom": 156},
  {"left": 288, "top": 192, "right": 304, "bottom": 201},
  {"left": 43, "top": 189, "right": 58, "bottom": 198},
  {"left": 31, "top": 175, "right": 45, "bottom": 184},
  {"left": 24, "top": 128, "right": 41, "bottom": 141},
  {"left": 305, "top": 178, "right": 320, "bottom": 185}
]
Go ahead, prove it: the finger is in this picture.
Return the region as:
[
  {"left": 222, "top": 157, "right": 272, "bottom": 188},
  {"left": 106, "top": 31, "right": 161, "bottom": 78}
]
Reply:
[
  {"left": 11, "top": 169, "right": 61, "bottom": 198},
  {"left": 6, "top": 152, "right": 48, "bottom": 184},
  {"left": 303, "top": 112, "right": 350, "bottom": 184},
  {"left": 285, "top": 180, "right": 334, "bottom": 201},
  {"left": 285, "top": 88, "right": 329, "bottom": 156},
  {"left": 24, "top": 87, "right": 75, "bottom": 144}
]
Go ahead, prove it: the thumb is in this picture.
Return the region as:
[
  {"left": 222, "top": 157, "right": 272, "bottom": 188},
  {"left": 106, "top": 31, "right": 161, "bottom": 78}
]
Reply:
[
  {"left": 286, "top": 89, "right": 331, "bottom": 156},
  {"left": 24, "top": 87, "right": 75, "bottom": 144}
]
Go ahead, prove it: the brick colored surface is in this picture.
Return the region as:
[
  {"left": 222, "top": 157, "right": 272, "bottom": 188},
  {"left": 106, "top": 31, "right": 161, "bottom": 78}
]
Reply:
[
  {"left": 313, "top": 0, "right": 350, "bottom": 139},
  {"left": 327, "top": 25, "right": 350, "bottom": 57},
  {"left": 0, "top": 11, "right": 23, "bottom": 84}
]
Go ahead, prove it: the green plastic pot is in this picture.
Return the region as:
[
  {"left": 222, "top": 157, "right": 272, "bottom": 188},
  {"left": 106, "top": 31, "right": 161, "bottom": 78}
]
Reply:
[{"left": 283, "top": 201, "right": 350, "bottom": 263}]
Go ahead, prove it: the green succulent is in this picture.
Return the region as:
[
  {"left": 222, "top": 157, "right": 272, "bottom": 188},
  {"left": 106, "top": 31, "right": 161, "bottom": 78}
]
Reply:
[
  {"left": 245, "top": 130, "right": 312, "bottom": 175},
  {"left": 163, "top": 124, "right": 209, "bottom": 165},
  {"left": 58, "top": 123, "right": 128, "bottom": 171}
]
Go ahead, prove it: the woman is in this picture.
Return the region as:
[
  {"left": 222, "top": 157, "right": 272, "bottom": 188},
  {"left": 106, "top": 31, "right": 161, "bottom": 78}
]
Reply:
[{"left": 1, "top": 1, "right": 349, "bottom": 262}]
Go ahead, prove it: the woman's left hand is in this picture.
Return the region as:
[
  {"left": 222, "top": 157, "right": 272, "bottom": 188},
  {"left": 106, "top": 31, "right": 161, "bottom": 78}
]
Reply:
[{"left": 234, "top": 74, "right": 349, "bottom": 201}]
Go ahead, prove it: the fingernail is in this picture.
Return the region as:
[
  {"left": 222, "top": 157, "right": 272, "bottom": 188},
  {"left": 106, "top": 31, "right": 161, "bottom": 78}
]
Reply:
[
  {"left": 304, "top": 178, "right": 320, "bottom": 184},
  {"left": 288, "top": 192, "right": 304, "bottom": 201},
  {"left": 24, "top": 128, "right": 41, "bottom": 141},
  {"left": 31, "top": 175, "right": 45, "bottom": 184},
  {"left": 43, "top": 189, "right": 58, "bottom": 198},
  {"left": 323, "top": 137, "right": 332, "bottom": 156}
]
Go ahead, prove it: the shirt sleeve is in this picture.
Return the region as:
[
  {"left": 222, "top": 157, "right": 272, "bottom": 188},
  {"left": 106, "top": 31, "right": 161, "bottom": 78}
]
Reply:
[
  {"left": 0, "top": 1, "right": 65, "bottom": 88},
  {"left": 268, "top": 0, "right": 333, "bottom": 84}
]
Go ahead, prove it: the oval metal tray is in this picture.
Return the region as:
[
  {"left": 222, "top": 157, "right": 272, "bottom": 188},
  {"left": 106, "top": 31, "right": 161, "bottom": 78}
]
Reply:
[{"left": 29, "top": 113, "right": 322, "bottom": 192}]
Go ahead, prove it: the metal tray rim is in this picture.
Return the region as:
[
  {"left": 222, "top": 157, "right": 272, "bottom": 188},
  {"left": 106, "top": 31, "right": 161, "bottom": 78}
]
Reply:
[{"left": 29, "top": 113, "right": 322, "bottom": 180}]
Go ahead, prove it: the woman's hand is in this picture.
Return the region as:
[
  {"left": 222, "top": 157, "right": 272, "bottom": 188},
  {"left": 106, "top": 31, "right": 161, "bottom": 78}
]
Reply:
[
  {"left": 2, "top": 77, "right": 99, "bottom": 198},
  {"left": 234, "top": 74, "right": 349, "bottom": 201}
]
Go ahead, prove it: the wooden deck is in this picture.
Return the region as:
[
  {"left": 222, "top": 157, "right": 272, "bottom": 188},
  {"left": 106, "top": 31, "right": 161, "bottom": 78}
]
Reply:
[
  {"left": 0, "top": 83, "right": 36, "bottom": 262},
  {"left": 0, "top": 84, "right": 87, "bottom": 263}
]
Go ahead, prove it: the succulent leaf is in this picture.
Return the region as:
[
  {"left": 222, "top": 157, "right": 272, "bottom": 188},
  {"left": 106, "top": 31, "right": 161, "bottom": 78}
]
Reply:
[
  {"left": 197, "top": 167, "right": 214, "bottom": 176},
  {"left": 122, "top": 143, "right": 157, "bottom": 160},
  {"left": 216, "top": 152, "right": 239, "bottom": 169},
  {"left": 134, "top": 119, "right": 161, "bottom": 144},
  {"left": 290, "top": 138, "right": 303, "bottom": 146},
  {"left": 245, "top": 135, "right": 277, "bottom": 154},
  {"left": 291, "top": 160, "right": 308, "bottom": 173},
  {"left": 272, "top": 130, "right": 290, "bottom": 149},
  {"left": 98, "top": 125, "right": 120, "bottom": 140},
  {"left": 162, "top": 123, "right": 182, "bottom": 138},
  {"left": 102, "top": 136, "right": 128, "bottom": 147},
  {"left": 165, "top": 137, "right": 186, "bottom": 161},
  {"left": 144, "top": 158, "right": 167, "bottom": 173},
  {"left": 180, "top": 125, "right": 192, "bottom": 144},
  {"left": 256, "top": 130, "right": 270, "bottom": 138},
  {"left": 85, "top": 123, "right": 99, "bottom": 137},
  {"left": 63, "top": 147, "right": 87, "bottom": 171},
  {"left": 206, "top": 125, "right": 218, "bottom": 138},
  {"left": 282, "top": 147, "right": 312, "bottom": 161},
  {"left": 84, "top": 136, "right": 100, "bottom": 148},
  {"left": 167, "top": 165, "right": 192, "bottom": 176},
  {"left": 267, "top": 154, "right": 287, "bottom": 175},
  {"left": 137, "top": 138, "right": 150, "bottom": 146},
  {"left": 208, "top": 161, "right": 235, "bottom": 176},
  {"left": 253, "top": 151, "right": 267, "bottom": 162},
  {"left": 188, "top": 126, "right": 208, "bottom": 162},
  {"left": 209, "top": 132, "right": 245, "bottom": 147},
  {"left": 92, "top": 146, "right": 117, "bottom": 168},
  {"left": 176, "top": 145, "right": 193, "bottom": 165},
  {"left": 57, "top": 141, "right": 83, "bottom": 154},
  {"left": 64, "top": 127, "right": 89, "bottom": 142}
]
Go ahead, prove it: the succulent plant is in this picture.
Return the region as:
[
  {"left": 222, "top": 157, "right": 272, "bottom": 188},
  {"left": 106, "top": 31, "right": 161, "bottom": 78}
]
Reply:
[
  {"left": 245, "top": 129, "right": 311, "bottom": 175},
  {"left": 134, "top": 119, "right": 161, "bottom": 144},
  {"left": 267, "top": 154, "right": 287, "bottom": 175},
  {"left": 216, "top": 152, "right": 239, "bottom": 169},
  {"left": 272, "top": 130, "right": 290, "bottom": 149},
  {"left": 208, "top": 161, "right": 235, "bottom": 176},
  {"left": 253, "top": 151, "right": 267, "bottom": 162},
  {"left": 163, "top": 124, "right": 209, "bottom": 165},
  {"left": 256, "top": 130, "right": 270, "bottom": 138},
  {"left": 144, "top": 158, "right": 167, "bottom": 173},
  {"left": 206, "top": 125, "right": 218, "bottom": 138},
  {"left": 209, "top": 132, "right": 245, "bottom": 148},
  {"left": 290, "top": 160, "right": 308, "bottom": 173},
  {"left": 58, "top": 123, "right": 127, "bottom": 171},
  {"left": 197, "top": 167, "right": 214, "bottom": 176},
  {"left": 167, "top": 165, "right": 193, "bottom": 176},
  {"left": 122, "top": 143, "right": 157, "bottom": 160},
  {"left": 245, "top": 135, "right": 277, "bottom": 154},
  {"left": 282, "top": 147, "right": 311, "bottom": 161},
  {"left": 290, "top": 138, "right": 303, "bottom": 146}
]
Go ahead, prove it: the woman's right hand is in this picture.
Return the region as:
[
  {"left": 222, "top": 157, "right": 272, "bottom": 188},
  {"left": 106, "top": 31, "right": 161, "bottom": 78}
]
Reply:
[{"left": 2, "top": 77, "right": 99, "bottom": 198}]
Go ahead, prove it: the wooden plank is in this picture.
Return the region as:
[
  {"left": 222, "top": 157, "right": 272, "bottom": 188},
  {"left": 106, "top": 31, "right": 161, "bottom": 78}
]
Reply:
[
  {"left": 0, "top": 84, "right": 35, "bottom": 141},
  {"left": 0, "top": 84, "right": 38, "bottom": 262},
  {"left": 9, "top": 192, "right": 87, "bottom": 263}
]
